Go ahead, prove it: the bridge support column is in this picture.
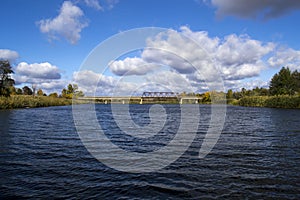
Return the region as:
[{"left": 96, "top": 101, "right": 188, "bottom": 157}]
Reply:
[
  {"left": 140, "top": 98, "right": 143, "bottom": 104},
  {"left": 180, "top": 98, "right": 183, "bottom": 104}
]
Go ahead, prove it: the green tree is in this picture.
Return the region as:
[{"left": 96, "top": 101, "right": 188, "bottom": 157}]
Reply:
[
  {"left": 241, "top": 88, "right": 247, "bottom": 97},
  {"left": 16, "top": 88, "right": 23, "bottom": 95},
  {"left": 37, "top": 88, "right": 44, "bottom": 96},
  {"left": 0, "top": 60, "right": 15, "bottom": 97},
  {"left": 49, "top": 92, "right": 58, "bottom": 98},
  {"left": 67, "top": 84, "right": 74, "bottom": 94},
  {"left": 61, "top": 88, "right": 67, "bottom": 98},
  {"left": 202, "top": 91, "right": 211, "bottom": 102},
  {"left": 259, "top": 88, "right": 269, "bottom": 96},
  {"left": 61, "top": 84, "right": 84, "bottom": 99},
  {"left": 23, "top": 86, "right": 33, "bottom": 95},
  {"left": 226, "top": 89, "right": 233, "bottom": 99},
  {"left": 269, "top": 67, "right": 297, "bottom": 95},
  {"left": 9, "top": 86, "right": 16, "bottom": 95},
  {"left": 292, "top": 70, "right": 300, "bottom": 94}
]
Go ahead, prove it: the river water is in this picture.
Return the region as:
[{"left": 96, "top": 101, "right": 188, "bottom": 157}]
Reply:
[{"left": 0, "top": 104, "right": 299, "bottom": 199}]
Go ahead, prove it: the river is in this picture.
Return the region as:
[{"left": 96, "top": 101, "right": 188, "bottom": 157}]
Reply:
[{"left": 0, "top": 104, "right": 299, "bottom": 199}]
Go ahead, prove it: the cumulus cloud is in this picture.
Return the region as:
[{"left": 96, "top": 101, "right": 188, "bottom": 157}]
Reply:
[
  {"left": 109, "top": 57, "right": 160, "bottom": 76},
  {"left": 39, "top": 80, "right": 68, "bottom": 90},
  {"left": 0, "top": 49, "right": 19, "bottom": 63},
  {"left": 207, "top": 0, "right": 300, "bottom": 19},
  {"left": 76, "top": 27, "right": 300, "bottom": 94},
  {"left": 145, "top": 71, "right": 196, "bottom": 93},
  {"left": 16, "top": 62, "right": 61, "bottom": 79},
  {"left": 268, "top": 48, "right": 300, "bottom": 71},
  {"left": 106, "top": 26, "right": 280, "bottom": 93},
  {"left": 216, "top": 34, "right": 274, "bottom": 80},
  {"left": 37, "top": 1, "right": 88, "bottom": 44},
  {"left": 72, "top": 69, "right": 121, "bottom": 95},
  {"left": 223, "top": 79, "right": 268, "bottom": 91},
  {"left": 12, "top": 61, "right": 67, "bottom": 94},
  {"left": 141, "top": 27, "right": 274, "bottom": 81}
]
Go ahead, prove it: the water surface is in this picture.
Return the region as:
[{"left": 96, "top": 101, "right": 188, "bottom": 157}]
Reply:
[{"left": 0, "top": 105, "right": 299, "bottom": 199}]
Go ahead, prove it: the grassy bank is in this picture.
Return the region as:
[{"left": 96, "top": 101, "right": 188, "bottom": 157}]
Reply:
[
  {"left": 236, "top": 95, "right": 300, "bottom": 109},
  {"left": 0, "top": 95, "right": 74, "bottom": 109}
]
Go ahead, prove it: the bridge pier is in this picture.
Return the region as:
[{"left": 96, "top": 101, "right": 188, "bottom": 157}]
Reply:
[{"left": 180, "top": 97, "right": 201, "bottom": 104}]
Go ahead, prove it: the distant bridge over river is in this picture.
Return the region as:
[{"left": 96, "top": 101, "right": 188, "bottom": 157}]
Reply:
[{"left": 78, "top": 92, "right": 202, "bottom": 104}]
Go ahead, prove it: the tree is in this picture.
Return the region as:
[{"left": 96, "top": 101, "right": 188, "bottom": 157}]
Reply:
[
  {"left": 61, "top": 84, "right": 84, "bottom": 99},
  {"left": 269, "top": 67, "right": 297, "bottom": 95},
  {"left": 202, "top": 91, "right": 211, "bottom": 102},
  {"left": 16, "top": 88, "right": 23, "bottom": 95},
  {"left": 37, "top": 89, "right": 44, "bottom": 96},
  {"left": 67, "top": 84, "right": 74, "bottom": 94},
  {"left": 49, "top": 92, "right": 58, "bottom": 98},
  {"left": 226, "top": 89, "right": 233, "bottom": 99},
  {"left": 9, "top": 86, "right": 16, "bottom": 95},
  {"left": 292, "top": 70, "right": 300, "bottom": 94},
  {"left": 0, "top": 60, "right": 15, "bottom": 97},
  {"left": 61, "top": 88, "right": 67, "bottom": 98},
  {"left": 241, "top": 88, "right": 247, "bottom": 97},
  {"left": 23, "top": 86, "right": 33, "bottom": 95}
]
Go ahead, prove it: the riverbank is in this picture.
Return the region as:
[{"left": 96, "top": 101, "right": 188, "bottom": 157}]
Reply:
[
  {"left": 0, "top": 95, "right": 74, "bottom": 109},
  {"left": 1, "top": 95, "right": 300, "bottom": 109},
  {"left": 231, "top": 95, "right": 300, "bottom": 109}
]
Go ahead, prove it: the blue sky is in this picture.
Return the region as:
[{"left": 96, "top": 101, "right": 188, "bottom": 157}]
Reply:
[{"left": 1, "top": 0, "right": 300, "bottom": 95}]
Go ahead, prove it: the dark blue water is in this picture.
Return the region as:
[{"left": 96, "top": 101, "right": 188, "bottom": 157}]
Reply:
[{"left": 0, "top": 105, "right": 299, "bottom": 199}]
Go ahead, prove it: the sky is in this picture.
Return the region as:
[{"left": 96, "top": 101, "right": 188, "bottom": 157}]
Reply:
[{"left": 1, "top": 0, "right": 300, "bottom": 95}]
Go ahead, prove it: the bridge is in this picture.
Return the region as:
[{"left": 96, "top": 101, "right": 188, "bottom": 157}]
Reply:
[{"left": 78, "top": 92, "right": 202, "bottom": 104}]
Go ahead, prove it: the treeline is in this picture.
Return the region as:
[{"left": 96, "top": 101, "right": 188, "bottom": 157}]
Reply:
[
  {"left": 236, "top": 67, "right": 300, "bottom": 108},
  {"left": 0, "top": 95, "right": 73, "bottom": 109},
  {"left": 0, "top": 60, "right": 85, "bottom": 109},
  {"left": 195, "top": 67, "right": 300, "bottom": 108},
  {"left": 8, "top": 83, "right": 84, "bottom": 99},
  {"left": 1, "top": 59, "right": 299, "bottom": 109},
  {"left": 0, "top": 83, "right": 85, "bottom": 109}
]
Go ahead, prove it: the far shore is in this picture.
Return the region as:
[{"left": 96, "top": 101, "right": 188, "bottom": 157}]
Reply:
[{"left": 1, "top": 95, "right": 299, "bottom": 110}]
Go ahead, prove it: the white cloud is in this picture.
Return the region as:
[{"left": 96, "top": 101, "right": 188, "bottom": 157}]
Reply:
[
  {"left": 38, "top": 1, "right": 88, "bottom": 44},
  {"left": 74, "top": 27, "right": 300, "bottom": 95},
  {"left": 13, "top": 61, "right": 67, "bottom": 94},
  {"left": 268, "top": 48, "right": 300, "bottom": 71},
  {"left": 105, "top": 26, "right": 278, "bottom": 94},
  {"left": 83, "top": 0, "right": 103, "bottom": 10},
  {"left": 217, "top": 34, "right": 274, "bottom": 66},
  {"left": 13, "top": 75, "right": 68, "bottom": 95},
  {"left": 0, "top": 49, "right": 19, "bottom": 63},
  {"left": 105, "top": 0, "right": 119, "bottom": 9},
  {"left": 109, "top": 57, "right": 160, "bottom": 76},
  {"left": 207, "top": 0, "right": 300, "bottom": 19},
  {"left": 81, "top": 0, "right": 118, "bottom": 10},
  {"left": 73, "top": 70, "right": 120, "bottom": 95},
  {"left": 34, "top": 80, "right": 68, "bottom": 94},
  {"left": 16, "top": 62, "right": 61, "bottom": 79},
  {"left": 141, "top": 27, "right": 274, "bottom": 81},
  {"left": 145, "top": 71, "right": 196, "bottom": 93}
]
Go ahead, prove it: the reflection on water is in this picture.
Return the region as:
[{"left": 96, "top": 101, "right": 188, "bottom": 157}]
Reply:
[{"left": 0, "top": 105, "right": 299, "bottom": 199}]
